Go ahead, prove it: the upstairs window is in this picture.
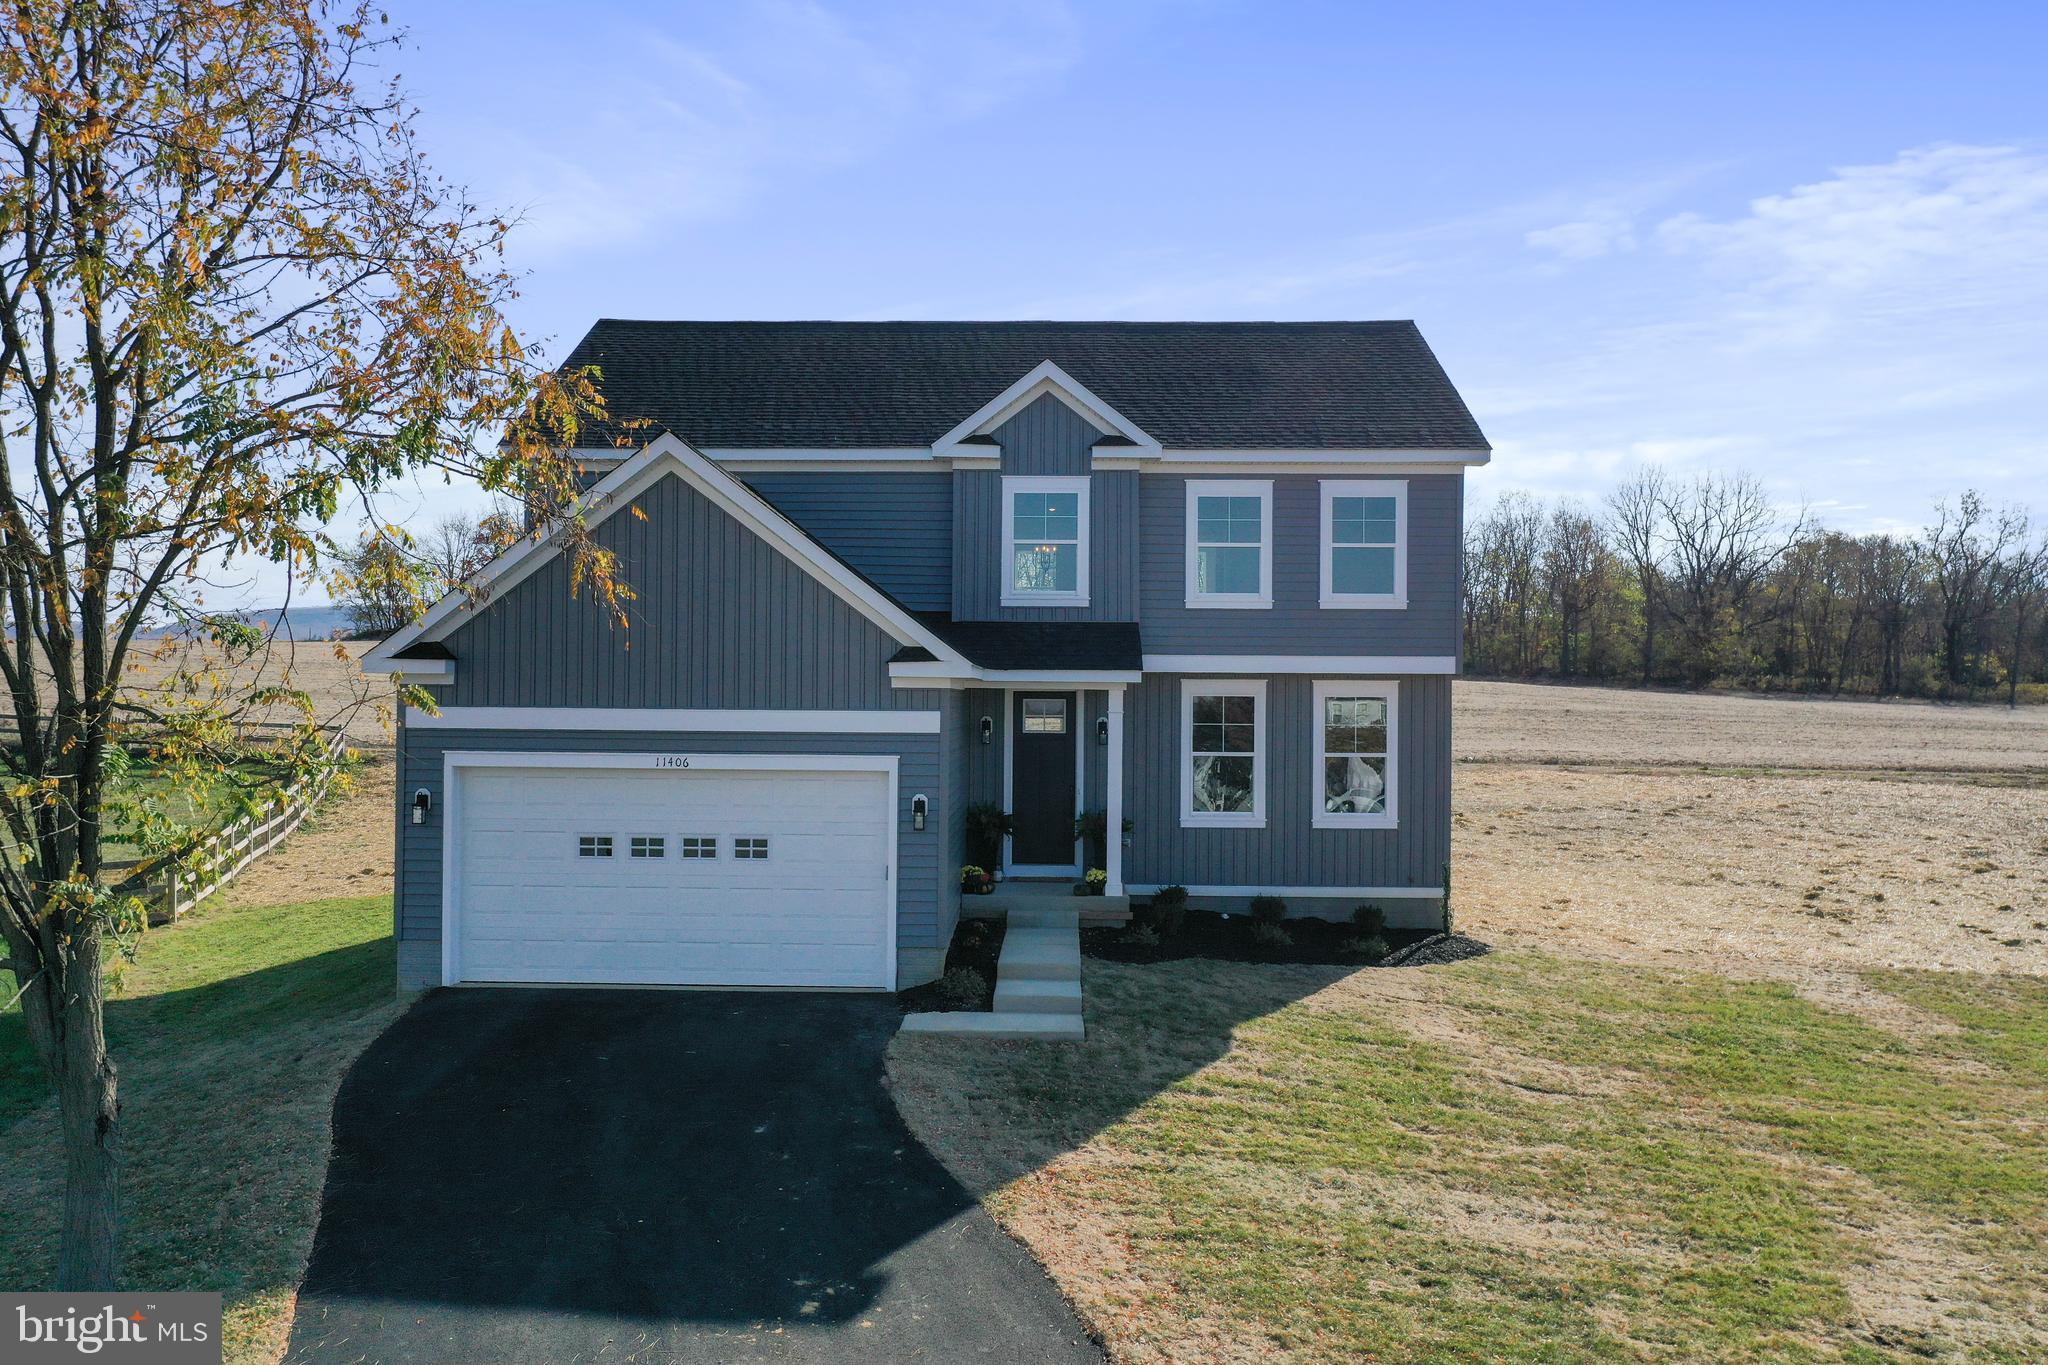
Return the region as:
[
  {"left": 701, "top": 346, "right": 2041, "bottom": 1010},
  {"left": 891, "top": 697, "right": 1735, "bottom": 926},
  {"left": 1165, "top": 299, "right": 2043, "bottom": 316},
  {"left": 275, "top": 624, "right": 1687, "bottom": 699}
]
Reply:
[
  {"left": 1321, "top": 479, "right": 1407, "bottom": 608},
  {"left": 1003, "top": 475, "right": 1090, "bottom": 606},
  {"left": 1184, "top": 480, "right": 1272, "bottom": 608}
]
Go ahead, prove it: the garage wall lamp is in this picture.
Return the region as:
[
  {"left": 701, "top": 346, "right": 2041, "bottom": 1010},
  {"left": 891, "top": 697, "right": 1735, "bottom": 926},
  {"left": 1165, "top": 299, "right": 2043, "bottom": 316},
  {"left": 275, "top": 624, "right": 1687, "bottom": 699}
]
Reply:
[
  {"left": 911, "top": 793, "right": 928, "bottom": 831},
  {"left": 979, "top": 715, "right": 993, "bottom": 745},
  {"left": 1096, "top": 716, "right": 1109, "bottom": 746},
  {"left": 411, "top": 788, "right": 433, "bottom": 826}
]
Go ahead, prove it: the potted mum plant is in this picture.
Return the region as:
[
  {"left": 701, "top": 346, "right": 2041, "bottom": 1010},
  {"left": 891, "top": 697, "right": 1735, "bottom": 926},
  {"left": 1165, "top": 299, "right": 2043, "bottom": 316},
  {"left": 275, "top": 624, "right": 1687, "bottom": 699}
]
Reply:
[{"left": 960, "top": 864, "right": 994, "bottom": 895}]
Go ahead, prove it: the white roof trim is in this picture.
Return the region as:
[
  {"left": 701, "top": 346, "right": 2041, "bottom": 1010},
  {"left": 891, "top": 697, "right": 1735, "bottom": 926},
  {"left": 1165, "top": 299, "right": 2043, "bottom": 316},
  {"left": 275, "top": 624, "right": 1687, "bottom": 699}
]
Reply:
[
  {"left": 1142, "top": 653, "right": 1459, "bottom": 675},
  {"left": 888, "top": 660, "right": 1142, "bottom": 685},
  {"left": 931, "top": 360, "right": 1163, "bottom": 460},
  {"left": 361, "top": 431, "right": 971, "bottom": 675}
]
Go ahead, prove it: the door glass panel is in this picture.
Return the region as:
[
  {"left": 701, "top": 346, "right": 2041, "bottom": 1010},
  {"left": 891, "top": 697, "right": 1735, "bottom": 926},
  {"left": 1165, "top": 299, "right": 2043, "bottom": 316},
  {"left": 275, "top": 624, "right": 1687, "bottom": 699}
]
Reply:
[{"left": 1021, "top": 698, "right": 1068, "bottom": 734}]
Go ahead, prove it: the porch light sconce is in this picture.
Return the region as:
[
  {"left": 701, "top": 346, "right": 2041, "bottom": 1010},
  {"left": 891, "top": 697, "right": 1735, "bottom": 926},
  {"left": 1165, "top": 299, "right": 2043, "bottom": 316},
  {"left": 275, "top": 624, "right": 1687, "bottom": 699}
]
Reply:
[
  {"left": 1096, "top": 716, "right": 1109, "bottom": 746},
  {"left": 410, "top": 788, "right": 433, "bottom": 826},
  {"left": 979, "top": 715, "right": 994, "bottom": 745},
  {"left": 911, "top": 793, "right": 928, "bottom": 831}
]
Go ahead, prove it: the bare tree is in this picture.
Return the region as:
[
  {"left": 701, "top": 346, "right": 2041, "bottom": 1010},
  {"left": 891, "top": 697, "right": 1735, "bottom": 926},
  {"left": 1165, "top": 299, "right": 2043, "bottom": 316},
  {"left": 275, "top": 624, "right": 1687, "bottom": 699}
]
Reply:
[
  {"left": 1606, "top": 466, "right": 1668, "bottom": 684},
  {"left": 1542, "top": 503, "right": 1608, "bottom": 676},
  {"left": 1996, "top": 519, "right": 2047, "bottom": 707},
  {"left": 1925, "top": 492, "right": 2025, "bottom": 687},
  {"left": 1656, "top": 473, "right": 1807, "bottom": 683}
]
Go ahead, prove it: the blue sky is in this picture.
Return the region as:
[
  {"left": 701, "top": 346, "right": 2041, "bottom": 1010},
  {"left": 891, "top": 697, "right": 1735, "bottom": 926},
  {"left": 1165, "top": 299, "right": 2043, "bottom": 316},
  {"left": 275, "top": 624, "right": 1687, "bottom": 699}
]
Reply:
[{"left": 274, "top": 0, "right": 2045, "bottom": 603}]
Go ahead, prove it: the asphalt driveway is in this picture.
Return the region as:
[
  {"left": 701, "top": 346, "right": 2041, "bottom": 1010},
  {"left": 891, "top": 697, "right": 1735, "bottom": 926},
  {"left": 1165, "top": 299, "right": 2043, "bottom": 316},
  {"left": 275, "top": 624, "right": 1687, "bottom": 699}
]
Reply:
[{"left": 286, "top": 988, "right": 1101, "bottom": 1363}]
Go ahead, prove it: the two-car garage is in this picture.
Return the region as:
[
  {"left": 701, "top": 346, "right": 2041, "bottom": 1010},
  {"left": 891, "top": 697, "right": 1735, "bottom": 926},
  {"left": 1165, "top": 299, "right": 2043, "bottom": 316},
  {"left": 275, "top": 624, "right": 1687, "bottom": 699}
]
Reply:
[{"left": 442, "top": 754, "right": 899, "bottom": 990}]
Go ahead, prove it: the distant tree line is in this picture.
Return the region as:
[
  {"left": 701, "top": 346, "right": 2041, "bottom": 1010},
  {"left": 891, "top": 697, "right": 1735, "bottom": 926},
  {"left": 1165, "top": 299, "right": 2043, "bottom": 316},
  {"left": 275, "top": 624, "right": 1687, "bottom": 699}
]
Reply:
[{"left": 1463, "top": 471, "right": 2048, "bottom": 703}]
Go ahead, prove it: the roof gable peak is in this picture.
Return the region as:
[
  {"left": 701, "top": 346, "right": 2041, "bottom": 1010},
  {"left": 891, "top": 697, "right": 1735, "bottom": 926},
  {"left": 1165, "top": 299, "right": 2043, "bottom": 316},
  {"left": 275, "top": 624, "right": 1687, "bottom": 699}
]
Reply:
[{"left": 931, "top": 359, "right": 1162, "bottom": 459}]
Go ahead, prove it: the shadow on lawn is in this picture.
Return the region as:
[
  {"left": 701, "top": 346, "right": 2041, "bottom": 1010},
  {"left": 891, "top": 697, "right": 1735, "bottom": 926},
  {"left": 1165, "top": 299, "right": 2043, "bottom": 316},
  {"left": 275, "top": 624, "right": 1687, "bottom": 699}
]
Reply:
[{"left": 887, "top": 957, "right": 1366, "bottom": 1199}]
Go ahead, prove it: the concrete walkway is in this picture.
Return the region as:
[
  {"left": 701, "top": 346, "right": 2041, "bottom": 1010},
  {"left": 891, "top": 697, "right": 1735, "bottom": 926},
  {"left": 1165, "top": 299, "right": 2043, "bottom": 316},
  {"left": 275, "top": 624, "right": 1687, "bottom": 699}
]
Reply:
[{"left": 900, "top": 905, "right": 1085, "bottom": 1041}]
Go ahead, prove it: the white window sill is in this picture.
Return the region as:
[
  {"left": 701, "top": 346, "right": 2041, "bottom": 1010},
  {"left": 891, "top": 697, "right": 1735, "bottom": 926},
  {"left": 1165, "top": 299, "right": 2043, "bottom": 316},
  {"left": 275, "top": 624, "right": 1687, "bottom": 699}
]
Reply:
[
  {"left": 1002, "top": 592, "right": 1090, "bottom": 608},
  {"left": 1180, "top": 812, "right": 1266, "bottom": 829},
  {"left": 1184, "top": 595, "right": 1272, "bottom": 611},
  {"left": 1320, "top": 595, "right": 1408, "bottom": 610},
  {"left": 1312, "top": 813, "right": 1399, "bottom": 831}
]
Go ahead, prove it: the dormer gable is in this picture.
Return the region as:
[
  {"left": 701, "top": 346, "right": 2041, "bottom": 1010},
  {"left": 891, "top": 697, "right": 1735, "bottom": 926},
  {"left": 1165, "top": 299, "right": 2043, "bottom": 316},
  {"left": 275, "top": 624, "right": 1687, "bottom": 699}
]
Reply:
[{"left": 931, "top": 359, "right": 1162, "bottom": 461}]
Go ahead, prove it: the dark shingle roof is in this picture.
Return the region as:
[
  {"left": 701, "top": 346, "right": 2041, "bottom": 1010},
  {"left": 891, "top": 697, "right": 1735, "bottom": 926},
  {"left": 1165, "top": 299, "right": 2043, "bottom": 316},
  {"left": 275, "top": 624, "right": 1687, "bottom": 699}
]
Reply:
[
  {"left": 559, "top": 320, "right": 1488, "bottom": 452},
  {"left": 899, "top": 619, "right": 1142, "bottom": 673}
]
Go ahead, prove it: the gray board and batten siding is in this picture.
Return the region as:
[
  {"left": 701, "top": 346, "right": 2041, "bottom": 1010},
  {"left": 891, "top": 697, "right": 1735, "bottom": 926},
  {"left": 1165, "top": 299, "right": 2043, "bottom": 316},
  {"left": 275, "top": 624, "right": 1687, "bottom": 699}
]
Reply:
[
  {"left": 395, "top": 468, "right": 963, "bottom": 989},
  {"left": 1138, "top": 472, "right": 1465, "bottom": 656},
  {"left": 1122, "top": 673, "right": 1451, "bottom": 927},
  {"left": 951, "top": 393, "right": 1140, "bottom": 622},
  {"left": 435, "top": 471, "right": 931, "bottom": 713}
]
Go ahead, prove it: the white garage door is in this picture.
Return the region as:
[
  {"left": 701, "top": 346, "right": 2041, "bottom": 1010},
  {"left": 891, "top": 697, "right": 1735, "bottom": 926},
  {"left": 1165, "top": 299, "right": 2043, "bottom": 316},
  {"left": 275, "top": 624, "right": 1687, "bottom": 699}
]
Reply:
[{"left": 450, "top": 763, "right": 894, "bottom": 988}]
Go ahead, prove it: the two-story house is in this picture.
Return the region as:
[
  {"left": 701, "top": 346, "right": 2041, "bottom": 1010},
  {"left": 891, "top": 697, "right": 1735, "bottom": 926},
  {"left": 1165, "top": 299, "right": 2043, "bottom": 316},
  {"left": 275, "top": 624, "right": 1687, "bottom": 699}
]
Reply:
[{"left": 363, "top": 321, "right": 1490, "bottom": 991}]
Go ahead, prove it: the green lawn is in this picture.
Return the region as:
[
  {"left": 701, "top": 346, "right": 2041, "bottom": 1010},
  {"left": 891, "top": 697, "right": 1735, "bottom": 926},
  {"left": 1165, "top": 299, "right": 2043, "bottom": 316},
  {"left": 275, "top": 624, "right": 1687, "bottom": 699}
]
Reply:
[
  {"left": 890, "top": 953, "right": 2048, "bottom": 1363},
  {"left": 1, "top": 894, "right": 400, "bottom": 1363}
]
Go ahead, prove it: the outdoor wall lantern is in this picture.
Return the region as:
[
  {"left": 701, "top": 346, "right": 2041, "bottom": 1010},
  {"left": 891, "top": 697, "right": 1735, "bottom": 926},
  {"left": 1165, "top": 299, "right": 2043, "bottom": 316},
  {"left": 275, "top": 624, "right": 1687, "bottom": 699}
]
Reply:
[
  {"left": 1097, "top": 716, "right": 1109, "bottom": 746},
  {"left": 979, "top": 715, "right": 994, "bottom": 745},
  {"left": 911, "top": 793, "right": 929, "bottom": 831},
  {"left": 411, "top": 788, "right": 433, "bottom": 825}
]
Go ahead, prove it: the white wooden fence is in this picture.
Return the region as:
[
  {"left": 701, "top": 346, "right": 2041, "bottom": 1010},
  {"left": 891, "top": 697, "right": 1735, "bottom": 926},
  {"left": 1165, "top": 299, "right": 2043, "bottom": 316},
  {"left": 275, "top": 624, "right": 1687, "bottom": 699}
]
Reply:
[{"left": 151, "top": 729, "right": 350, "bottom": 923}]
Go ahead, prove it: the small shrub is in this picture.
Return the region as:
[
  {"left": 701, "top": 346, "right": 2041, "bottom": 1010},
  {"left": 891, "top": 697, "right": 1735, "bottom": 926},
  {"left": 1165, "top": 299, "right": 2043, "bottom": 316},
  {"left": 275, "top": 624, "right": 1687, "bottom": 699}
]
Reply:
[
  {"left": 1147, "top": 885, "right": 1189, "bottom": 938},
  {"left": 931, "top": 967, "right": 989, "bottom": 1011},
  {"left": 1249, "top": 894, "right": 1288, "bottom": 925},
  {"left": 1118, "top": 923, "right": 1160, "bottom": 949},
  {"left": 1357, "top": 933, "right": 1391, "bottom": 963},
  {"left": 1249, "top": 921, "right": 1292, "bottom": 950}
]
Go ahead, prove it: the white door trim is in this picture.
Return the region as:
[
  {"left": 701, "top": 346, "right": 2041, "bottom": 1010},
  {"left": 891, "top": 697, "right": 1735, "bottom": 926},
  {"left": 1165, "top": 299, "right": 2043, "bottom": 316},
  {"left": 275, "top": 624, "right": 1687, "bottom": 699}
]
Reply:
[
  {"left": 440, "top": 750, "right": 899, "bottom": 990},
  {"left": 999, "top": 687, "right": 1085, "bottom": 878}
]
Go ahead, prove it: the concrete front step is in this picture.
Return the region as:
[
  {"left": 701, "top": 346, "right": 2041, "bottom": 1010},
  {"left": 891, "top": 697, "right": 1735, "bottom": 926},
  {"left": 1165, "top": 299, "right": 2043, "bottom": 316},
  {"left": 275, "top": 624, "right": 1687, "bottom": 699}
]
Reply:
[
  {"left": 1008, "top": 907, "right": 1080, "bottom": 930},
  {"left": 993, "top": 977, "right": 1083, "bottom": 1015},
  {"left": 899, "top": 1010, "right": 1085, "bottom": 1041},
  {"left": 998, "top": 931, "right": 1082, "bottom": 982}
]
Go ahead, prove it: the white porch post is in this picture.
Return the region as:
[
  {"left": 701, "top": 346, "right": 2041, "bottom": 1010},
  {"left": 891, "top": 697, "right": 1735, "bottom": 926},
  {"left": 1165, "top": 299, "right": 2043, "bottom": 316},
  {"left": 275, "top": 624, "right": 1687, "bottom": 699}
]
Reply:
[{"left": 1105, "top": 684, "right": 1126, "bottom": 897}]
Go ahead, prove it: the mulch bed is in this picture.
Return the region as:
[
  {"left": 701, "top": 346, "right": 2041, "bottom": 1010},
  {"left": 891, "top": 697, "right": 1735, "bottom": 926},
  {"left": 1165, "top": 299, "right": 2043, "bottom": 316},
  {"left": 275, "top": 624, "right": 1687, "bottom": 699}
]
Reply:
[
  {"left": 1082, "top": 907, "right": 1469, "bottom": 967},
  {"left": 1380, "top": 932, "right": 1493, "bottom": 967},
  {"left": 897, "top": 915, "right": 1006, "bottom": 1013}
]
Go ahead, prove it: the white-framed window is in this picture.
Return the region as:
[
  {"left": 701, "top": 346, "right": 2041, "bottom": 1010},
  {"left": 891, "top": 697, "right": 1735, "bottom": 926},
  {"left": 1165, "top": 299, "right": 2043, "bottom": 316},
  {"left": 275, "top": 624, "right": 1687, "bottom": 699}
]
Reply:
[
  {"left": 680, "top": 835, "right": 718, "bottom": 859},
  {"left": 629, "top": 835, "right": 666, "bottom": 859},
  {"left": 1321, "top": 479, "right": 1407, "bottom": 608},
  {"left": 1002, "top": 475, "right": 1090, "bottom": 606},
  {"left": 576, "top": 835, "right": 613, "bottom": 858},
  {"left": 1184, "top": 480, "right": 1273, "bottom": 608},
  {"left": 735, "top": 837, "right": 770, "bottom": 860},
  {"left": 1312, "top": 680, "right": 1398, "bottom": 829},
  {"left": 1178, "top": 678, "right": 1267, "bottom": 827}
]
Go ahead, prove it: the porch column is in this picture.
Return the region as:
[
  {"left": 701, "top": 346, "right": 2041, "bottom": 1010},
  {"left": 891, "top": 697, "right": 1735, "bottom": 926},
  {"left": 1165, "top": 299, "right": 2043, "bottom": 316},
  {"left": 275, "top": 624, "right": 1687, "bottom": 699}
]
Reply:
[{"left": 1105, "top": 684, "right": 1125, "bottom": 897}]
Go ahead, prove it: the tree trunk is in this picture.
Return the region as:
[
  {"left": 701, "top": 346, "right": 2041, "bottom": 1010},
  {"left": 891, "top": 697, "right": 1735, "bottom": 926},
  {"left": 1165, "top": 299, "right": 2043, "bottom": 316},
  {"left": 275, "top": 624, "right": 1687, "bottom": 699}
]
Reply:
[{"left": 54, "top": 952, "right": 120, "bottom": 1291}]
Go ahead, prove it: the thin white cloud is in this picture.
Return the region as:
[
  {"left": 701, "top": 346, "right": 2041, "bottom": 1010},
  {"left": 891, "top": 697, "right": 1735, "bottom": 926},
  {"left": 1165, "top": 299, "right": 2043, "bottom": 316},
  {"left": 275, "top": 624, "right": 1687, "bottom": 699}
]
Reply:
[{"left": 479, "top": 0, "right": 1085, "bottom": 259}]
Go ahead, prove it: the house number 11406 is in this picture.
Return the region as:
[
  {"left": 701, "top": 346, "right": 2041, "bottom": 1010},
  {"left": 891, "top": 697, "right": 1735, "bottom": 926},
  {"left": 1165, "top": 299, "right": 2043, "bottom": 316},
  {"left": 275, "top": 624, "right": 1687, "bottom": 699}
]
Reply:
[{"left": 652, "top": 755, "right": 693, "bottom": 769}]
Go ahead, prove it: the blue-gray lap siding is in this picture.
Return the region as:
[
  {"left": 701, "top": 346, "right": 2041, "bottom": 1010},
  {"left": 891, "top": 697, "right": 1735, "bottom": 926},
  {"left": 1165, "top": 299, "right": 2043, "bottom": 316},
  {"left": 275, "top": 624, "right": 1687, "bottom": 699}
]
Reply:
[
  {"left": 741, "top": 471, "right": 952, "bottom": 612},
  {"left": 393, "top": 468, "right": 960, "bottom": 989},
  {"left": 1122, "top": 673, "right": 1451, "bottom": 916},
  {"left": 1138, "top": 473, "right": 1465, "bottom": 654}
]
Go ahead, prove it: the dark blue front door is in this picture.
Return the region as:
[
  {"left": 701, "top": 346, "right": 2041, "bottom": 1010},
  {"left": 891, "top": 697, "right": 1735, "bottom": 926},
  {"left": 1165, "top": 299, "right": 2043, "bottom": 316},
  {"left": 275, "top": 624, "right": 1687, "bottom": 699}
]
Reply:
[{"left": 1011, "top": 693, "right": 1076, "bottom": 867}]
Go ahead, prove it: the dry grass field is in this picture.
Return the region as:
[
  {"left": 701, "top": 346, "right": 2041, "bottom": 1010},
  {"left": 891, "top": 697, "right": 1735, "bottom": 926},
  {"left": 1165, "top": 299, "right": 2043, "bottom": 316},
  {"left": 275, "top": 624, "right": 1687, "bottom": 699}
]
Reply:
[{"left": 1457, "top": 677, "right": 2048, "bottom": 774}]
